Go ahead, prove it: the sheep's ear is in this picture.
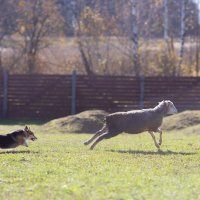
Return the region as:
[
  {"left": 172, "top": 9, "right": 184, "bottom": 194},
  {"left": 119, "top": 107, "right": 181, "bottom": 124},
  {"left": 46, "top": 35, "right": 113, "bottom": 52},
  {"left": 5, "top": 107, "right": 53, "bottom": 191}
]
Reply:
[
  {"left": 158, "top": 100, "right": 164, "bottom": 104},
  {"left": 163, "top": 100, "right": 169, "bottom": 104}
]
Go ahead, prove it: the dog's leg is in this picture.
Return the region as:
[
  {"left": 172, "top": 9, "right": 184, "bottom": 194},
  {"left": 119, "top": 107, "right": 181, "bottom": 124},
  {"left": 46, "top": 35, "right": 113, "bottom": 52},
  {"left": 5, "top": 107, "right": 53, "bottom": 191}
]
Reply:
[
  {"left": 148, "top": 131, "right": 160, "bottom": 149},
  {"left": 84, "top": 125, "right": 107, "bottom": 145}
]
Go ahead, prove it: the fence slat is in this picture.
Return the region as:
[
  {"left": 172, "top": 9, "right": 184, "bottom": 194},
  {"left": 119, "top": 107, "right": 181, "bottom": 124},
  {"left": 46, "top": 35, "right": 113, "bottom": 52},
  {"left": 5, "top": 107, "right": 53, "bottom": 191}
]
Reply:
[
  {"left": 0, "top": 73, "right": 200, "bottom": 120},
  {"left": 139, "top": 75, "right": 145, "bottom": 109},
  {"left": 71, "top": 70, "right": 77, "bottom": 115},
  {"left": 2, "top": 70, "right": 8, "bottom": 118}
]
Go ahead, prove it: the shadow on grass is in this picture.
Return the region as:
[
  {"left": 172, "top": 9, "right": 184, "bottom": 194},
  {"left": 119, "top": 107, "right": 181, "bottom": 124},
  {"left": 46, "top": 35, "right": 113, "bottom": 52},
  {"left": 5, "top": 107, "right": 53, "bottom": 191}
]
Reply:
[
  {"left": 0, "top": 150, "right": 39, "bottom": 154},
  {"left": 108, "top": 149, "right": 196, "bottom": 156}
]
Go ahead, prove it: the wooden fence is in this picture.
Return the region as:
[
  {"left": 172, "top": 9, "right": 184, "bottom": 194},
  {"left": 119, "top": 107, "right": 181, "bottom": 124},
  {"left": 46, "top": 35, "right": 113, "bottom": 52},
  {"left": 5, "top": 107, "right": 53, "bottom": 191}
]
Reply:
[{"left": 1, "top": 71, "right": 200, "bottom": 119}]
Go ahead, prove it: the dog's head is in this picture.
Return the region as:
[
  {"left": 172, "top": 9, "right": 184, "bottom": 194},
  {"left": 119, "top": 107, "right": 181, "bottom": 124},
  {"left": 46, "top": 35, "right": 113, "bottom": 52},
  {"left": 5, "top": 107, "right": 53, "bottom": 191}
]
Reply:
[{"left": 24, "top": 126, "right": 37, "bottom": 141}]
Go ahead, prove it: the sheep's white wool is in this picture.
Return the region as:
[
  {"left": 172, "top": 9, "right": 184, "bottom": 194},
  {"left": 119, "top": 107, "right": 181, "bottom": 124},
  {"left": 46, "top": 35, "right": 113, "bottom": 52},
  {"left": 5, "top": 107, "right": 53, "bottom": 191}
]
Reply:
[
  {"left": 84, "top": 99, "right": 178, "bottom": 150},
  {"left": 166, "top": 101, "right": 177, "bottom": 114},
  {"left": 156, "top": 100, "right": 177, "bottom": 115}
]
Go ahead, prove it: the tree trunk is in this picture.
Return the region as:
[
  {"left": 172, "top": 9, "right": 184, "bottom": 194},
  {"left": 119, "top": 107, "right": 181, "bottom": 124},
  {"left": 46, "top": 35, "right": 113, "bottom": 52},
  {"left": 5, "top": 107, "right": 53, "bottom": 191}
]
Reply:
[
  {"left": 164, "top": 0, "right": 169, "bottom": 42},
  {"left": 77, "top": 40, "right": 94, "bottom": 76},
  {"left": 131, "top": 0, "right": 140, "bottom": 76},
  {"left": 177, "top": 0, "right": 188, "bottom": 76},
  {"left": 195, "top": 24, "right": 200, "bottom": 76},
  {"left": 27, "top": 53, "right": 36, "bottom": 74}
]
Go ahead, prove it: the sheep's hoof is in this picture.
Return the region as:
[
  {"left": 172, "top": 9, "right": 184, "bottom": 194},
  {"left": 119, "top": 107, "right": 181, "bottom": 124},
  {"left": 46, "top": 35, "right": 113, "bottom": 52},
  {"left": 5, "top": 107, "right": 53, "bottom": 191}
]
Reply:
[
  {"left": 84, "top": 141, "right": 89, "bottom": 145},
  {"left": 157, "top": 148, "right": 162, "bottom": 152},
  {"left": 89, "top": 146, "right": 94, "bottom": 150},
  {"left": 155, "top": 144, "right": 160, "bottom": 149},
  {"left": 158, "top": 142, "right": 162, "bottom": 146}
]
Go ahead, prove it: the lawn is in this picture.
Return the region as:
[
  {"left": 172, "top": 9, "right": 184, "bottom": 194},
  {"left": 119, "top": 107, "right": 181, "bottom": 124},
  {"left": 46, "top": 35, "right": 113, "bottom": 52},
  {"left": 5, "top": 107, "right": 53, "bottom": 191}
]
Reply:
[{"left": 0, "top": 123, "right": 200, "bottom": 200}]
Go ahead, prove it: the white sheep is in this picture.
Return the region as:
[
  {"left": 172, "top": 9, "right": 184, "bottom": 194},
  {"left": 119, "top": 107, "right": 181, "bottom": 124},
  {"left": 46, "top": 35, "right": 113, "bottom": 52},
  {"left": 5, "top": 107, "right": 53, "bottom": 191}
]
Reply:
[{"left": 84, "top": 100, "right": 177, "bottom": 150}]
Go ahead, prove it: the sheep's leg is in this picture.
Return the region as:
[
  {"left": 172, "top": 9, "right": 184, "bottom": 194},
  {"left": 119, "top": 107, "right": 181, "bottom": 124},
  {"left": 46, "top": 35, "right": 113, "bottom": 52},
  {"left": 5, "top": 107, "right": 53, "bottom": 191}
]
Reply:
[
  {"left": 90, "top": 131, "right": 119, "bottom": 150},
  {"left": 84, "top": 125, "right": 107, "bottom": 145},
  {"left": 89, "top": 133, "right": 108, "bottom": 150},
  {"left": 148, "top": 131, "right": 160, "bottom": 149},
  {"left": 157, "top": 128, "right": 162, "bottom": 146}
]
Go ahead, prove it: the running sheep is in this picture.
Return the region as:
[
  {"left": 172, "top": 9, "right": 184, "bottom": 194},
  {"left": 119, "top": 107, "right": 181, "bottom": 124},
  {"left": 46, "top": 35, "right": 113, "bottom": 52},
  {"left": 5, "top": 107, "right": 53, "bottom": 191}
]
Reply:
[{"left": 84, "top": 100, "right": 177, "bottom": 150}]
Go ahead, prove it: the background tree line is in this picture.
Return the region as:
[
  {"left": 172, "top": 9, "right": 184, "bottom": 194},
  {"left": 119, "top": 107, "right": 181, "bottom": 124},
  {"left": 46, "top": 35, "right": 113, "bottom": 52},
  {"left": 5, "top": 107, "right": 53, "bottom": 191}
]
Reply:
[{"left": 0, "top": 0, "right": 200, "bottom": 76}]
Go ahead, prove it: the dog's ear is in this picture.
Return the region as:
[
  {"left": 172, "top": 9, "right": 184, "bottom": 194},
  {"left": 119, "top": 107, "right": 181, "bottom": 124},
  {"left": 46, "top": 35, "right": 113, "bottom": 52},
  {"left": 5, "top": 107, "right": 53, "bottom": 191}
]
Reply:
[{"left": 25, "top": 126, "right": 28, "bottom": 131}]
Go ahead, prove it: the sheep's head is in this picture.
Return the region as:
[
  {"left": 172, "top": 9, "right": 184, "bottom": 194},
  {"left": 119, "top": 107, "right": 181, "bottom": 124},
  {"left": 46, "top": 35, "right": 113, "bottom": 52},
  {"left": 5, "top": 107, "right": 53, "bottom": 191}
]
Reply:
[{"left": 160, "top": 100, "right": 177, "bottom": 115}]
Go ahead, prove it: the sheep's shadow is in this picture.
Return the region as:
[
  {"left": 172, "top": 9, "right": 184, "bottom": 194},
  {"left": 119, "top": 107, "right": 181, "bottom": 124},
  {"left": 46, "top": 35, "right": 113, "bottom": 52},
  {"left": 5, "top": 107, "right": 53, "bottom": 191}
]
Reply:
[
  {"left": 108, "top": 149, "right": 196, "bottom": 156},
  {"left": 0, "top": 150, "right": 39, "bottom": 154}
]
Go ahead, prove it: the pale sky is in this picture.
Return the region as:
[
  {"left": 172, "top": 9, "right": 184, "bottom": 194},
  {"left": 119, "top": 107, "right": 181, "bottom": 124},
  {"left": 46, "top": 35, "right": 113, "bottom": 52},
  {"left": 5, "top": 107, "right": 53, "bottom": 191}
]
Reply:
[
  {"left": 193, "top": 0, "right": 200, "bottom": 21},
  {"left": 193, "top": 0, "right": 200, "bottom": 9}
]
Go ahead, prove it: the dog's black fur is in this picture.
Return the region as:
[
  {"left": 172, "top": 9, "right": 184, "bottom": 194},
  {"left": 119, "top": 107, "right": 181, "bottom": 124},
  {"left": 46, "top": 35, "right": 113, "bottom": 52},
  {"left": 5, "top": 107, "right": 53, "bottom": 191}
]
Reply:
[
  {"left": 0, "top": 130, "right": 26, "bottom": 149},
  {"left": 0, "top": 126, "right": 37, "bottom": 149}
]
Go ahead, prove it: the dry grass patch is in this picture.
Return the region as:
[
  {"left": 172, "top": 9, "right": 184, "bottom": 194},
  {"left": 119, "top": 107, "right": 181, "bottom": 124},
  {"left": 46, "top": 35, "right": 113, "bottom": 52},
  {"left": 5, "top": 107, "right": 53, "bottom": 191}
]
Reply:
[
  {"left": 43, "top": 110, "right": 108, "bottom": 134},
  {"left": 162, "top": 110, "right": 200, "bottom": 132}
]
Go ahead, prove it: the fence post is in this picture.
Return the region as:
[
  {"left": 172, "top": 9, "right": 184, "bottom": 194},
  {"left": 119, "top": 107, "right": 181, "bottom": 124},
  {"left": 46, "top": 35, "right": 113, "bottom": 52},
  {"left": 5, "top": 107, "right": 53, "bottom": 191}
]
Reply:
[
  {"left": 71, "top": 70, "right": 77, "bottom": 115},
  {"left": 2, "top": 70, "right": 8, "bottom": 118},
  {"left": 139, "top": 75, "right": 145, "bottom": 109}
]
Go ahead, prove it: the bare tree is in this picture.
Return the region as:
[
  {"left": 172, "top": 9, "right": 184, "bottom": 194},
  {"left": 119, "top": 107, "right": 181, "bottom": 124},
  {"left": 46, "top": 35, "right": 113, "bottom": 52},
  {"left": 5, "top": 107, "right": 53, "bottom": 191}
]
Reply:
[
  {"left": 164, "top": 0, "right": 169, "bottom": 42},
  {"left": 0, "top": 1, "right": 16, "bottom": 41},
  {"left": 16, "top": 0, "right": 63, "bottom": 74},
  {"left": 195, "top": 0, "right": 200, "bottom": 76},
  {"left": 74, "top": 3, "right": 117, "bottom": 75},
  {"left": 67, "top": 0, "right": 94, "bottom": 75},
  {"left": 0, "top": 0, "right": 17, "bottom": 69},
  {"left": 177, "top": 0, "right": 189, "bottom": 76},
  {"left": 130, "top": 0, "right": 140, "bottom": 76}
]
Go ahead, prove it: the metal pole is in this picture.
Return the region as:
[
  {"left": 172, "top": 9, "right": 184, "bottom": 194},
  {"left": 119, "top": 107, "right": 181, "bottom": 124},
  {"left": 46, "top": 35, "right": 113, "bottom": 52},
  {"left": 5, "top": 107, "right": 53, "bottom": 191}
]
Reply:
[{"left": 71, "top": 70, "right": 77, "bottom": 115}]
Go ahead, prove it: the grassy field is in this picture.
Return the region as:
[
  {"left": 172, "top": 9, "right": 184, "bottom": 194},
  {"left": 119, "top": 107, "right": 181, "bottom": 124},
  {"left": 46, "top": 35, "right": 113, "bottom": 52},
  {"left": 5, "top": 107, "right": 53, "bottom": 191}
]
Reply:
[{"left": 0, "top": 123, "right": 200, "bottom": 200}]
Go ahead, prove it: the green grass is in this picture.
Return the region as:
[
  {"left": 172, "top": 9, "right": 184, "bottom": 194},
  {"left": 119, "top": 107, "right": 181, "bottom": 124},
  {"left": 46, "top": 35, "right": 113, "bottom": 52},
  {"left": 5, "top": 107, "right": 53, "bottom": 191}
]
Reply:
[{"left": 0, "top": 124, "right": 200, "bottom": 200}]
